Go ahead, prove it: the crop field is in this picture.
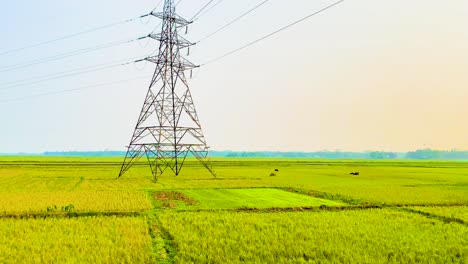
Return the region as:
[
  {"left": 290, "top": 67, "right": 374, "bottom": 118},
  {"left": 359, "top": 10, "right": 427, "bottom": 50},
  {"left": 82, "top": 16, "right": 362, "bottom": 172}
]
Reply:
[
  {"left": 0, "top": 157, "right": 467, "bottom": 263},
  {"left": 158, "top": 210, "right": 467, "bottom": 263},
  {"left": 0, "top": 216, "right": 154, "bottom": 263},
  {"left": 407, "top": 206, "right": 468, "bottom": 223},
  {"left": 0, "top": 191, "right": 152, "bottom": 214},
  {"left": 155, "top": 188, "right": 346, "bottom": 210}
]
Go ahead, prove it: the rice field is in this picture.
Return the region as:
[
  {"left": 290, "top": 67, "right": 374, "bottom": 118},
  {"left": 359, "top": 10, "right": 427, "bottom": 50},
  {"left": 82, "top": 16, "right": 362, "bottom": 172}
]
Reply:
[
  {"left": 155, "top": 188, "right": 346, "bottom": 210},
  {"left": 0, "top": 191, "right": 152, "bottom": 214},
  {"left": 408, "top": 205, "right": 468, "bottom": 223},
  {"left": 0, "top": 157, "right": 466, "bottom": 263},
  {"left": 0, "top": 216, "right": 154, "bottom": 263},
  {"left": 158, "top": 209, "right": 467, "bottom": 263}
]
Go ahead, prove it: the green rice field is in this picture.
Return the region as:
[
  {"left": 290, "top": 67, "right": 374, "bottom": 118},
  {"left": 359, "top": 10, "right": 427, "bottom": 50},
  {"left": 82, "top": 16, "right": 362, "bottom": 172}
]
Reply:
[{"left": 0, "top": 157, "right": 466, "bottom": 263}]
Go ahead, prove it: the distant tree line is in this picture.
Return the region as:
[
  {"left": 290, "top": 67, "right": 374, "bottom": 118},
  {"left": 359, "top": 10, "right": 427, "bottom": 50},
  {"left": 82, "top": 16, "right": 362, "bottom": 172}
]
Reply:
[
  {"left": 405, "top": 149, "right": 468, "bottom": 160},
  {"left": 39, "top": 149, "right": 468, "bottom": 160}
]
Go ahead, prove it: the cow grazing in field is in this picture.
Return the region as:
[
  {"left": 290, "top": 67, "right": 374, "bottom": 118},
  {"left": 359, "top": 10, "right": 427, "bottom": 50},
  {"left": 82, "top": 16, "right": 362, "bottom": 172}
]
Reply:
[
  {"left": 350, "top": 172, "right": 360, "bottom": 176},
  {"left": 274, "top": 169, "right": 279, "bottom": 172}
]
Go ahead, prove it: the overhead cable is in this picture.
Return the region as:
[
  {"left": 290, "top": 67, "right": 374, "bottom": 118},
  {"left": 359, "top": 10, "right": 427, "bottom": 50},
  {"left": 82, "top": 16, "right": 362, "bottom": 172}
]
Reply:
[
  {"left": 196, "top": 0, "right": 227, "bottom": 20},
  {"left": 202, "top": 0, "right": 345, "bottom": 66},
  {"left": 0, "top": 15, "right": 149, "bottom": 57},
  {"left": 191, "top": 0, "right": 216, "bottom": 21},
  {"left": 198, "top": 0, "right": 270, "bottom": 42},
  {"left": 0, "top": 57, "right": 143, "bottom": 91},
  {"left": 0, "top": 36, "right": 147, "bottom": 73},
  {"left": 152, "top": 0, "right": 165, "bottom": 12},
  {"left": 0, "top": 75, "right": 152, "bottom": 104}
]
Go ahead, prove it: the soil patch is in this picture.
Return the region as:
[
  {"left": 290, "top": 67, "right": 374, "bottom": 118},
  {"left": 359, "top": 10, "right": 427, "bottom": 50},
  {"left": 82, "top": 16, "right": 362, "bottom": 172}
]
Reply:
[{"left": 155, "top": 191, "right": 198, "bottom": 208}]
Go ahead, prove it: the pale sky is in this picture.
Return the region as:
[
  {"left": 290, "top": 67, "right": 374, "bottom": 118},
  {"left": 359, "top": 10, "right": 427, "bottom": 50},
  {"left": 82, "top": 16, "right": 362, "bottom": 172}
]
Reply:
[{"left": 0, "top": 0, "right": 467, "bottom": 153}]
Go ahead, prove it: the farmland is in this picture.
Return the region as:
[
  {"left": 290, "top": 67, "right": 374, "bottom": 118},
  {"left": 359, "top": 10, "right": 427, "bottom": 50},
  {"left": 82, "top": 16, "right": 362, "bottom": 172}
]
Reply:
[
  {"left": 159, "top": 210, "right": 467, "bottom": 263},
  {"left": 0, "top": 157, "right": 467, "bottom": 263},
  {"left": 0, "top": 216, "right": 153, "bottom": 263}
]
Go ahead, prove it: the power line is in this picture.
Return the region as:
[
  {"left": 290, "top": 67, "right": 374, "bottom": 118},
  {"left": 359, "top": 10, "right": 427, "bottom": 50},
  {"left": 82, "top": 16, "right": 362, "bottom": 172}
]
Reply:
[
  {"left": 202, "top": 0, "right": 345, "bottom": 66},
  {"left": 152, "top": 0, "right": 165, "bottom": 12},
  {"left": 196, "top": 0, "right": 227, "bottom": 20},
  {"left": 0, "top": 57, "right": 143, "bottom": 91},
  {"left": 191, "top": 0, "right": 216, "bottom": 21},
  {"left": 0, "top": 36, "right": 147, "bottom": 73},
  {"left": 0, "top": 63, "right": 130, "bottom": 91},
  {"left": 0, "top": 56, "right": 141, "bottom": 86},
  {"left": 176, "top": 0, "right": 184, "bottom": 7},
  {"left": 198, "top": 0, "right": 270, "bottom": 42},
  {"left": 0, "top": 15, "right": 148, "bottom": 57},
  {"left": 0, "top": 75, "right": 152, "bottom": 104}
]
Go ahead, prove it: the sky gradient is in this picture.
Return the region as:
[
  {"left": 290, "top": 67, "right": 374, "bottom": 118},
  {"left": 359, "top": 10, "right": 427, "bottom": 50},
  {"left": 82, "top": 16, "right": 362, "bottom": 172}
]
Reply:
[{"left": 0, "top": 0, "right": 467, "bottom": 153}]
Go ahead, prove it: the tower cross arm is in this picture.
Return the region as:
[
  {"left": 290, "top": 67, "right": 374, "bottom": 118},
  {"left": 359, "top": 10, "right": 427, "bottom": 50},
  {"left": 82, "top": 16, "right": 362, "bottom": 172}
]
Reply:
[
  {"left": 150, "top": 12, "right": 192, "bottom": 26},
  {"left": 144, "top": 56, "right": 199, "bottom": 70},
  {"left": 148, "top": 33, "right": 195, "bottom": 48}
]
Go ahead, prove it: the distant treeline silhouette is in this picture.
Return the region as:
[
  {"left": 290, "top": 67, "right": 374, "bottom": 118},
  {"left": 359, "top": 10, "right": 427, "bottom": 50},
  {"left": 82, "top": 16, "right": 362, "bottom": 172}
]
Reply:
[{"left": 36, "top": 149, "right": 468, "bottom": 160}]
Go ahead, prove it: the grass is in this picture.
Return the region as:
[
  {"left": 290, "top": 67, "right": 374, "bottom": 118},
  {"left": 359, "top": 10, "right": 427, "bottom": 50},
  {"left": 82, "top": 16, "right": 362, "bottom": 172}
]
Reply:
[
  {"left": 0, "top": 191, "right": 152, "bottom": 214},
  {"left": 2, "top": 157, "right": 467, "bottom": 205},
  {"left": 0, "top": 157, "right": 467, "bottom": 263},
  {"left": 408, "top": 206, "right": 468, "bottom": 223},
  {"left": 155, "top": 188, "right": 346, "bottom": 210},
  {"left": 158, "top": 159, "right": 468, "bottom": 205},
  {"left": 158, "top": 209, "right": 468, "bottom": 263},
  {"left": 0, "top": 216, "right": 154, "bottom": 263}
]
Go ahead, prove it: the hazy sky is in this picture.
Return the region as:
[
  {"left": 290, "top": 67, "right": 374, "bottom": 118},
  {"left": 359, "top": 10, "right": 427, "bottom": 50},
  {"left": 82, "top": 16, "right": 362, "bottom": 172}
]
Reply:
[{"left": 0, "top": 0, "right": 467, "bottom": 153}]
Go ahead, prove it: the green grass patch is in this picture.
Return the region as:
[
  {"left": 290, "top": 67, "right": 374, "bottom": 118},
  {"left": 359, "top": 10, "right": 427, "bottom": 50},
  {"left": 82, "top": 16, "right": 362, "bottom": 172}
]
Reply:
[{"left": 155, "top": 188, "right": 346, "bottom": 210}]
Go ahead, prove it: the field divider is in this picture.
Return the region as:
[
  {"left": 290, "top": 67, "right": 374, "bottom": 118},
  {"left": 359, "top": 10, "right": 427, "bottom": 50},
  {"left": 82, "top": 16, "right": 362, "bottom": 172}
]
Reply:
[
  {"left": 69, "top": 176, "right": 85, "bottom": 191},
  {"left": 0, "top": 210, "right": 145, "bottom": 219},
  {"left": 146, "top": 211, "right": 177, "bottom": 263},
  {"left": 393, "top": 207, "right": 467, "bottom": 226},
  {"left": 392, "top": 203, "right": 468, "bottom": 207},
  {"left": 168, "top": 204, "right": 383, "bottom": 213},
  {"left": 279, "top": 187, "right": 468, "bottom": 208},
  {"left": 279, "top": 187, "right": 370, "bottom": 206}
]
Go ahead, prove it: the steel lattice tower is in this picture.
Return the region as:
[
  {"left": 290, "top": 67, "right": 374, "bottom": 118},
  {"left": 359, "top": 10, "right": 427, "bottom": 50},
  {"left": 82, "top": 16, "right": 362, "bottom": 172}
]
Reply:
[{"left": 119, "top": 0, "right": 215, "bottom": 180}]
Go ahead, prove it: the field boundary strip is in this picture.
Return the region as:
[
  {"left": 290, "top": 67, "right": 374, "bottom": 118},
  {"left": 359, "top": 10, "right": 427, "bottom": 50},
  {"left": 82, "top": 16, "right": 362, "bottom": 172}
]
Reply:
[
  {"left": 279, "top": 187, "right": 366, "bottom": 205},
  {"left": 171, "top": 204, "right": 383, "bottom": 213},
  {"left": 392, "top": 203, "right": 468, "bottom": 207},
  {"left": 395, "top": 207, "right": 467, "bottom": 226},
  {"left": 147, "top": 212, "right": 177, "bottom": 264},
  {"left": 281, "top": 187, "right": 468, "bottom": 207},
  {"left": 0, "top": 210, "right": 143, "bottom": 219},
  {"left": 280, "top": 187, "right": 468, "bottom": 225},
  {"left": 184, "top": 177, "right": 263, "bottom": 181},
  {"left": 69, "top": 176, "right": 85, "bottom": 191}
]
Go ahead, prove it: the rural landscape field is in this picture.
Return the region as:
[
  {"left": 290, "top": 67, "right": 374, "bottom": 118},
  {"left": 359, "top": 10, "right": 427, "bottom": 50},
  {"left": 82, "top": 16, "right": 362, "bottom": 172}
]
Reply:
[{"left": 0, "top": 157, "right": 466, "bottom": 263}]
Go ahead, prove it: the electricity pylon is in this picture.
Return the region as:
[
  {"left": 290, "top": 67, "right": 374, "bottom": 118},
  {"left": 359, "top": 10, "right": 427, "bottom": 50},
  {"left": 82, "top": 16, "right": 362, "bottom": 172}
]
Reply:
[{"left": 119, "top": 0, "right": 215, "bottom": 180}]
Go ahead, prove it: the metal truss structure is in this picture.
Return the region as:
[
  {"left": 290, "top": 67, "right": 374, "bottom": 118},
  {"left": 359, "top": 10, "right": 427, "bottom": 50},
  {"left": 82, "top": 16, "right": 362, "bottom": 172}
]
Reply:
[{"left": 119, "top": 0, "right": 215, "bottom": 180}]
